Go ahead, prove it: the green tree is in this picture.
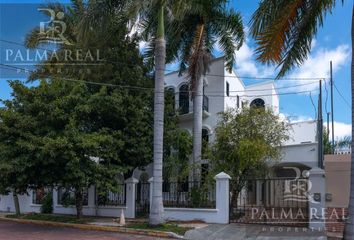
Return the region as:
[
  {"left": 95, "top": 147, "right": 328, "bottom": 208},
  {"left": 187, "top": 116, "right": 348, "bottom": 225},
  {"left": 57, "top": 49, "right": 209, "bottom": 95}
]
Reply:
[
  {"left": 26, "top": 0, "right": 189, "bottom": 219},
  {"left": 17, "top": 0, "right": 154, "bottom": 218},
  {"left": 0, "top": 79, "right": 153, "bottom": 218},
  {"left": 0, "top": 89, "right": 42, "bottom": 215},
  {"left": 165, "top": 0, "right": 244, "bottom": 179},
  {"left": 323, "top": 127, "right": 332, "bottom": 155},
  {"left": 163, "top": 89, "right": 193, "bottom": 182},
  {"left": 209, "top": 107, "right": 290, "bottom": 209},
  {"left": 250, "top": 2, "right": 354, "bottom": 237},
  {"left": 80, "top": 0, "right": 181, "bottom": 224}
]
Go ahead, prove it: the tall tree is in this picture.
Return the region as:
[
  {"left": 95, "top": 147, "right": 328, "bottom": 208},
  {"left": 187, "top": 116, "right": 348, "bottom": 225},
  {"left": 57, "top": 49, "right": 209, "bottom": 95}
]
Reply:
[
  {"left": 250, "top": 1, "right": 353, "bottom": 237},
  {"left": 0, "top": 88, "right": 43, "bottom": 215},
  {"left": 128, "top": 0, "right": 167, "bottom": 225},
  {"left": 209, "top": 107, "right": 290, "bottom": 211},
  {"left": 165, "top": 0, "right": 244, "bottom": 179},
  {"left": 22, "top": 0, "right": 154, "bottom": 218}
]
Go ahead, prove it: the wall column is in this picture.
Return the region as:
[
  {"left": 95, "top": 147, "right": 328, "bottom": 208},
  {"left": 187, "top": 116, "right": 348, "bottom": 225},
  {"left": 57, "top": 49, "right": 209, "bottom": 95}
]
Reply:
[
  {"left": 308, "top": 167, "right": 326, "bottom": 230},
  {"left": 124, "top": 177, "right": 138, "bottom": 218},
  {"left": 214, "top": 172, "right": 231, "bottom": 224}
]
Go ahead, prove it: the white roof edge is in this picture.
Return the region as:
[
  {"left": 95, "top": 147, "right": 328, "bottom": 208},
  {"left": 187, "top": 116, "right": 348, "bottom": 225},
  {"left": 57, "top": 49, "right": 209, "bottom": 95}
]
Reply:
[
  {"left": 245, "top": 80, "right": 275, "bottom": 89},
  {"left": 290, "top": 120, "right": 317, "bottom": 125}
]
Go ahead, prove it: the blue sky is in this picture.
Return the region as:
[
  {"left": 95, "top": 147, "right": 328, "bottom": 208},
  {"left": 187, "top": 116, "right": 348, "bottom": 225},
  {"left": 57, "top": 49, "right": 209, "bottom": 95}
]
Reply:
[{"left": 0, "top": 0, "right": 352, "bottom": 139}]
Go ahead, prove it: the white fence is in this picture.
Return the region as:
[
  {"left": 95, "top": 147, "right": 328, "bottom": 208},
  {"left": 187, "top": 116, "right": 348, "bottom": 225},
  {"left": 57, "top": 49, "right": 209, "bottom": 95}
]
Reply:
[{"left": 0, "top": 172, "right": 231, "bottom": 224}]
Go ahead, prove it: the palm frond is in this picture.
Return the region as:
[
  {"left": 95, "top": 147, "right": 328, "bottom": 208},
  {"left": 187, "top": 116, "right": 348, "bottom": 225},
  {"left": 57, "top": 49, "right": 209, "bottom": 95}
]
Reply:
[
  {"left": 209, "top": 9, "right": 244, "bottom": 72},
  {"left": 250, "top": 0, "right": 337, "bottom": 78}
]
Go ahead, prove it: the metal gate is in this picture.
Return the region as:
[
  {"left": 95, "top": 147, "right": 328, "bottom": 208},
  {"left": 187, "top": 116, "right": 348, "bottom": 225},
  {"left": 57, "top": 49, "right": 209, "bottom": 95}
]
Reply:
[
  {"left": 135, "top": 182, "right": 150, "bottom": 217},
  {"left": 230, "top": 178, "right": 309, "bottom": 227}
]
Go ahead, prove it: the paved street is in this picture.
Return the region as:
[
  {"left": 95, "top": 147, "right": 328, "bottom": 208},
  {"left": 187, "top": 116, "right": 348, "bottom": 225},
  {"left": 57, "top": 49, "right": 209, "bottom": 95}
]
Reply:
[
  {"left": 184, "top": 224, "right": 328, "bottom": 240},
  {"left": 0, "top": 220, "right": 168, "bottom": 240}
]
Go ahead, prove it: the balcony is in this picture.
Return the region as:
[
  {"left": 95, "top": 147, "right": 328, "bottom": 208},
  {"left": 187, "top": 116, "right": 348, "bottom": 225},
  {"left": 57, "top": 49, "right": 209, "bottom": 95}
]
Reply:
[
  {"left": 203, "top": 95, "right": 209, "bottom": 112},
  {"left": 178, "top": 95, "right": 210, "bottom": 121}
]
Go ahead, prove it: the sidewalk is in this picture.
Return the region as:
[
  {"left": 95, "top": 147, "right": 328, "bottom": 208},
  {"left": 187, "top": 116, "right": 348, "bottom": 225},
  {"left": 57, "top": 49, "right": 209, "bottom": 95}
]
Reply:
[{"left": 184, "top": 224, "right": 327, "bottom": 240}]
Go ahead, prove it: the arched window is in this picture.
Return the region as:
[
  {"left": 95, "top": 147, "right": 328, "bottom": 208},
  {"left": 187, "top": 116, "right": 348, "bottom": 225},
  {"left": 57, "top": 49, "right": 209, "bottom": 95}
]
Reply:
[
  {"left": 250, "top": 98, "right": 265, "bottom": 109},
  {"left": 179, "top": 84, "right": 189, "bottom": 114},
  {"left": 202, "top": 128, "right": 209, "bottom": 158},
  {"left": 202, "top": 128, "right": 209, "bottom": 143},
  {"left": 166, "top": 87, "right": 175, "bottom": 112}
]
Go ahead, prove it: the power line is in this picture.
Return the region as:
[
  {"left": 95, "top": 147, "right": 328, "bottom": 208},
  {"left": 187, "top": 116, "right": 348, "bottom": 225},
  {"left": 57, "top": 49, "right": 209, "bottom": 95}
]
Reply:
[
  {"left": 334, "top": 83, "right": 351, "bottom": 109},
  {"left": 1, "top": 39, "right": 327, "bottom": 81},
  {"left": 0, "top": 64, "right": 315, "bottom": 98},
  {"left": 309, "top": 92, "right": 317, "bottom": 119},
  {"left": 0, "top": 63, "right": 318, "bottom": 93}
]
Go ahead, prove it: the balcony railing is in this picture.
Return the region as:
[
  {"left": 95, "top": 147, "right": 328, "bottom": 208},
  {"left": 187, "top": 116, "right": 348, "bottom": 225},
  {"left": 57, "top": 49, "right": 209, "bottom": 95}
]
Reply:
[
  {"left": 179, "top": 99, "right": 189, "bottom": 114},
  {"left": 203, "top": 95, "right": 209, "bottom": 112},
  {"left": 179, "top": 95, "right": 209, "bottom": 115}
]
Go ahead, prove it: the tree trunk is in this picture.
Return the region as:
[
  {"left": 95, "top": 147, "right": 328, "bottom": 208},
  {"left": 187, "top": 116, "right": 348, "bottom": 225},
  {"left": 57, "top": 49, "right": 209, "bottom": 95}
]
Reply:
[
  {"left": 149, "top": 4, "right": 165, "bottom": 226},
  {"left": 344, "top": 5, "right": 354, "bottom": 239},
  {"left": 75, "top": 189, "right": 83, "bottom": 219},
  {"left": 12, "top": 192, "right": 20, "bottom": 215},
  {"left": 192, "top": 76, "right": 203, "bottom": 180}
]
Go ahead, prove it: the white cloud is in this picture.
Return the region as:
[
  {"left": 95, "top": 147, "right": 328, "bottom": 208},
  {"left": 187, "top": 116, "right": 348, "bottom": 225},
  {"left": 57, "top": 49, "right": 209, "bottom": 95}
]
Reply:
[
  {"left": 139, "top": 41, "right": 148, "bottom": 51},
  {"left": 327, "top": 121, "right": 352, "bottom": 140},
  {"left": 271, "top": 44, "right": 351, "bottom": 93},
  {"left": 233, "top": 38, "right": 275, "bottom": 78},
  {"left": 230, "top": 37, "right": 350, "bottom": 93},
  {"left": 290, "top": 44, "right": 350, "bottom": 82},
  {"left": 289, "top": 115, "right": 314, "bottom": 123}
]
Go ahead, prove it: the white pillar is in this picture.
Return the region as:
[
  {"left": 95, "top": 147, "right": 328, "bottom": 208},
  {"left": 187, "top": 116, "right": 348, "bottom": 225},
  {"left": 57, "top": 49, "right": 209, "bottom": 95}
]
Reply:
[
  {"left": 256, "top": 180, "right": 262, "bottom": 205},
  {"left": 52, "top": 187, "right": 58, "bottom": 214},
  {"left": 87, "top": 185, "right": 95, "bottom": 215},
  {"left": 124, "top": 177, "right": 138, "bottom": 219},
  {"left": 148, "top": 177, "right": 153, "bottom": 211},
  {"left": 308, "top": 167, "right": 326, "bottom": 230},
  {"left": 214, "top": 172, "right": 231, "bottom": 224}
]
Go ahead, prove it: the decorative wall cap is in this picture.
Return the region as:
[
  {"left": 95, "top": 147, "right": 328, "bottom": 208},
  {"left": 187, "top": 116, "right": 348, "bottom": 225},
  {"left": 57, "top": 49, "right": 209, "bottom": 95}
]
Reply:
[
  {"left": 124, "top": 177, "right": 139, "bottom": 184},
  {"left": 309, "top": 167, "right": 325, "bottom": 175},
  {"left": 214, "top": 172, "right": 231, "bottom": 180}
]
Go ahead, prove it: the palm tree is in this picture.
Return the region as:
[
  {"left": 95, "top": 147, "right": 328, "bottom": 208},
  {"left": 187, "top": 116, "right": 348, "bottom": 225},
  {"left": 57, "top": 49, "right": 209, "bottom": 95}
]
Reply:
[
  {"left": 165, "top": 0, "right": 244, "bottom": 179},
  {"left": 250, "top": 1, "right": 353, "bottom": 238},
  {"left": 74, "top": 0, "right": 187, "bottom": 226}
]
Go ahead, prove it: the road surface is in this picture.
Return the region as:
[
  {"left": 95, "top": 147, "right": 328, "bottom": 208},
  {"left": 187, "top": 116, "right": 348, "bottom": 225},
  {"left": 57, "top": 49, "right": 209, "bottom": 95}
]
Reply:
[{"left": 0, "top": 220, "right": 168, "bottom": 240}]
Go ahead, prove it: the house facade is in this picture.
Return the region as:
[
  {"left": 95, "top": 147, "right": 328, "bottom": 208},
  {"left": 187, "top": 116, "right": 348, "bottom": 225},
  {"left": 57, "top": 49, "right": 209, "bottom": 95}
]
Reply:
[
  {"left": 163, "top": 56, "right": 319, "bottom": 173},
  {"left": 0, "top": 57, "right": 326, "bottom": 228}
]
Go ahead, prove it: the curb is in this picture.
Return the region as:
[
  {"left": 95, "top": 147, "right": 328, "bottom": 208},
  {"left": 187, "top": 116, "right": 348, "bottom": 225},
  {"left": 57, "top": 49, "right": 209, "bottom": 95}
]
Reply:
[{"left": 0, "top": 217, "right": 184, "bottom": 239}]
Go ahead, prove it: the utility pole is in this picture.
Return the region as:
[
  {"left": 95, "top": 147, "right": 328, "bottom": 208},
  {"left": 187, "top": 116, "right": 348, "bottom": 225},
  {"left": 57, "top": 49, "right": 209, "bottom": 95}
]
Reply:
[
  {"left": 318, "top": 80, "right": 324, "bottom": 168},
  {"left": 330, "top": 61, "right": 335, "bottom": 154},
  {"left": 327, "top": 112, "right": 330, "bottom": 136}
]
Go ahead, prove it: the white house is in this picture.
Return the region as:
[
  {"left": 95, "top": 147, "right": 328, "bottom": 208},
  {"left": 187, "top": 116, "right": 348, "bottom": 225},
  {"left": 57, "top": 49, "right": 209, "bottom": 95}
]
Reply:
[
  {"left": 161, "top": 56, "right": 325, "bottom": 227},
  {"left": 0, "top": 56, "right": 325, "bottom": 228},
  {"left": 163, "top": 56, "right": 319, "bottom": 174}
]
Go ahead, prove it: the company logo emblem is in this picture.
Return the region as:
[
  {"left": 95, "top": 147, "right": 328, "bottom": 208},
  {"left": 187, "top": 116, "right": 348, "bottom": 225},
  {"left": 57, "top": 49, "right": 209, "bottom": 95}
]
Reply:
[{"left": 38, "top": 8, "right": 72, "bottom": 45}]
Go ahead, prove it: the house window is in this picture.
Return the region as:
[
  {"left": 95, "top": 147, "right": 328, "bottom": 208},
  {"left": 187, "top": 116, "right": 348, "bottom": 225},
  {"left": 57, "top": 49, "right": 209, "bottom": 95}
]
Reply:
[
  {"left": 32, "top": 187, "right": 51, "bottom": 205},
  {"left": 250, "top": 98, "right": 265, "bottom": 109},
  {"left": 202, "top": 128, "right": 209, "bottom": 158},
  {"left": 202, "top": 128, "right": 209, "bottom": 143},
  {"left": 201, "top": 164, "right": 209, "bottom": 184},
  {"left": 179, "top": 84, "right": 189, "bottom": 114},
  {"left": 57, "top": 187, "right": 88, "bottom": 206},
  {"left": 166, "top": 87, "right": 175, "bottom": 112},
  {"left": 237, "top": 95, "right": 240, "bottom": 108},
  {"left": 226, "top": 82, "right": 230, "bottom": 97}
]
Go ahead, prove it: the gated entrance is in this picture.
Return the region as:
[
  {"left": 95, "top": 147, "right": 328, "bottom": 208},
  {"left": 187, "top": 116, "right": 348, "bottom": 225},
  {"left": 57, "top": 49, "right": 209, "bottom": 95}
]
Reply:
[
  {"left": 135, "top": 182, "right": 150, "bottom": 217},
  {"left": 230, "top": 177, "right": 309, "bottom": 227}
]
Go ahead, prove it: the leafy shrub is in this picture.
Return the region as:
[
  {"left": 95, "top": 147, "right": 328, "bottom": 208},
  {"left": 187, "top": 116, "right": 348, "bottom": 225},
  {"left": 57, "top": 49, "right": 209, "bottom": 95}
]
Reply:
[{"left": 40, "top": 193, "right": 53, "bottom": 214}]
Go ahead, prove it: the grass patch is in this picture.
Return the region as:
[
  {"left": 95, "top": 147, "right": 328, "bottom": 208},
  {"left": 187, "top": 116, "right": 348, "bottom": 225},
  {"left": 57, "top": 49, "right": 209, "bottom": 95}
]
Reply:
[
  {"left": 126, "top": 222, "right": 192, "bottom": 235},
  {"left": 6, "top": 213, "right": 93, "bottom": 224}
]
